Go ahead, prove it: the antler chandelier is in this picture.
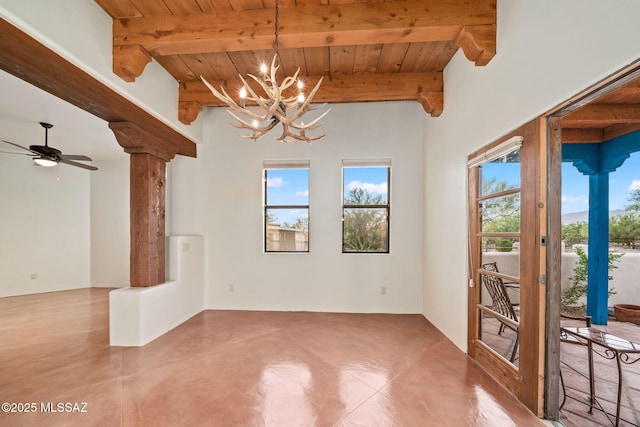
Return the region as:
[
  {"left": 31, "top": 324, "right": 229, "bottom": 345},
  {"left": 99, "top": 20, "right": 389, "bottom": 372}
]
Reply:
[{"left": 201, "top": 0, "right": 329, "bottom": 144}]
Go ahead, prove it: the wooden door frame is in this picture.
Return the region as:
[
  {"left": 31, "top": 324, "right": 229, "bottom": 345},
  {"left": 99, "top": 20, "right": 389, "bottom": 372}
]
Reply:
[
  {"left": 543, "top": 60, "right": 640, "bottom": 420},
  {"left": 468, "top": 118, "right": 548, "bottom": 415},
  {"left": 468, "top": 60, "right": 640, "bottom": 421}
]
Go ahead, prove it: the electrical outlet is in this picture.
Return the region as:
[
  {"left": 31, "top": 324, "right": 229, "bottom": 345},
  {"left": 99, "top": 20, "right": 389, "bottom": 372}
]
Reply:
[
  {"left": 381, "top": 286, "right": 387, "bottom": 295},
  {"left": 31, "top": 273, "right": 38, "bottom": 280},
  {"left": 229, "top": 284, "right": 235, "bottom": 293}
]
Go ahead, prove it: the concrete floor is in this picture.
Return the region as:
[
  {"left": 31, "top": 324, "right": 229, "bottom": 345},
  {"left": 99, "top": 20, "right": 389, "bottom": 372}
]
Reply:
[{"left": 0, "top": 288, "right": 543, "bottom": 426}]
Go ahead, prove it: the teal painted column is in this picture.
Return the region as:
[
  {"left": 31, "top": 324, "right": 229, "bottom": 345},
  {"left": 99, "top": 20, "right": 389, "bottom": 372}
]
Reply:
[
  {"left": 587, "top": 173, "right": 609, "bottom": 325},
  {"left": 563, "top": 131, "right": 640, "bottom": 325}
]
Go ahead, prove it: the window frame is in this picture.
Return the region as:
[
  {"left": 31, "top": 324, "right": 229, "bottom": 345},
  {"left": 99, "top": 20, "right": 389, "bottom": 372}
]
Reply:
[
  {"left": 263, "top": 160, "right": 310, "bottom": 253},
  {"left": 341, "top": 160, "right": 391, "bottom": 254}
]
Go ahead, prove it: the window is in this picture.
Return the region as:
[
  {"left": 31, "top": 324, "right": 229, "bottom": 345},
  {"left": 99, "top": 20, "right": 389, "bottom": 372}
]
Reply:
[
  {"left": 342, "top": 160, "right": 390, "bottom": 253},
  {"left": 264, "top": 161, "right": 309, "bottom": 252}
]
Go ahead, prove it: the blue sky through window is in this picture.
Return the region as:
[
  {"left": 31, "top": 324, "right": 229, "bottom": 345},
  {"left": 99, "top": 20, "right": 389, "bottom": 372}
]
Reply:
[
  {"left": 266, "top": 152, "right": 639, "bottom": 222},
  {"left": 343, "top": 167, "right": 389, "bottom": 203},
  {"left": 265, "top": 169, "right": 309, "bottom": 206},
  {"left": 265, "top": 168, "right": 309, "bottom": 227},
  {"left": 482, "top": 151, "right": 640, "bottom": 215}
]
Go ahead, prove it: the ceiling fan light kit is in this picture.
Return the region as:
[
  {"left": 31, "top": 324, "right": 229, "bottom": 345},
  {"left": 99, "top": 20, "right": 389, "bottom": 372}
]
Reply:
[
  {"left": 1, "top": 122, "right": 98, "bottom": 171},
  {"left": 34, "top": 157, "right": 57, "bottom": 167}
]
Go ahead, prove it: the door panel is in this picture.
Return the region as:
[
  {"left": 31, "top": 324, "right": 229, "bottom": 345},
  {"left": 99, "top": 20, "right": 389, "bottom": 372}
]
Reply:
[
  {"left": 468, "top": 118, "right": 547, "bottom": 415},
  {"left": 476, "top": 150, "right": 522, "bottom": 364}
]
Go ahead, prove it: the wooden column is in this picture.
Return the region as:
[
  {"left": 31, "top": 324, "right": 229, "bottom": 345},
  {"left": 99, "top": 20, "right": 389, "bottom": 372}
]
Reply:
[
  {"left": 130, "top": 153, "right": 166, "bottom": 287},
  {"left": 109, "top": 121, "right": 179, "bottom": 287}
]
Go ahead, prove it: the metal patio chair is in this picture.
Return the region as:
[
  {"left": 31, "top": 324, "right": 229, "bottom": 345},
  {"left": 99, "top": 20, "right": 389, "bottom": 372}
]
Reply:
[{"left": 480, "top": 262, "right": 520, "bottom": 362}]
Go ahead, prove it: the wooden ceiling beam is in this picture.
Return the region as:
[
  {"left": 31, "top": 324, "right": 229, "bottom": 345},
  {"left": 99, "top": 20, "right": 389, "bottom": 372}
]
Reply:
[
  {"left": 561, "top": 128, "right": 604, "bottom": 143},
  {"left": 181, "top": 72, "right": 442, "bottom": 104},
  {"left": 562, "top": 103, "right": 640, "bottom": 127},
  {"left": 113, "top": 0, "right": 495, "bottom": 55},
  {"left": 596, "top": 80, "right": 640, "bottom": 103},
  {"left": 604, "top": 123, "right": 640, "bottom": 141},
  {"left": 562, "top": 124, "right": 640, "bottom": 144},
  {"left": 0, "top": 17, "right": 197, "bottom": 158},
  {"left": 178, "top": 72, "right": 443, "bottom": 124},
  {"left": 111, "top": 0, "right": 495, "bottom": 80}
]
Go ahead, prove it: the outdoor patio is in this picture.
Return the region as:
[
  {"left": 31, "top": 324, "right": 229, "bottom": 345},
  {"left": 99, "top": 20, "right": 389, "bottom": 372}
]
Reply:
[
  {"left": 560, "top": 316, "right": 640, "bottom": 427},
  {"left": 481, "top": 315, "right": 640, "bottom": 426}
]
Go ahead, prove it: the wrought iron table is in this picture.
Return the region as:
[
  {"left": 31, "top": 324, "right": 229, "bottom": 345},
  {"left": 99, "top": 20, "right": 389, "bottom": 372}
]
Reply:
[{"left": 560, "top": 326, "right": 640, "bottom": 426}]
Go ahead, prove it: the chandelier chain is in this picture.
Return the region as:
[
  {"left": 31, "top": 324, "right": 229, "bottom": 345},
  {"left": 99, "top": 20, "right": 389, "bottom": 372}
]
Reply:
[{"left": 274, "top": 0, "right": 280, "bottom": 55}]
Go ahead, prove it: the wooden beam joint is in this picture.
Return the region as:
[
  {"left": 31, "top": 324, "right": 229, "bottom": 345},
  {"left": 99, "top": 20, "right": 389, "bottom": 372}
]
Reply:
[
  {"left": 418, "top": 91, "right": 443, "bottom": 117},
  {"left": 113, "top": 44, "right": 152, "bottom": 82},
  {"left": 109, "top": 121, "right": 179, "bottom": 162},
  {"left": 179, "top": 101, "right": 203, "bottom": 126},
  {"left": 456, "top": 25, "right": 496, "bottom": 66}
]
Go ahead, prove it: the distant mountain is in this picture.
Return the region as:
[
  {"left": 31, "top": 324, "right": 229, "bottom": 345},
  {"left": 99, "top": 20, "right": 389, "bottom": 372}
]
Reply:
[{"left": 561, "top": 209, "right": 626, "bottom": 224}]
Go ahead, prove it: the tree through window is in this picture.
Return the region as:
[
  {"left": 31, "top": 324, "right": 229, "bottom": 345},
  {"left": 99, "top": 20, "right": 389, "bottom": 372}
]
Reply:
[{"left": 342, "top": 161, "right": 390, "bottom": 253}]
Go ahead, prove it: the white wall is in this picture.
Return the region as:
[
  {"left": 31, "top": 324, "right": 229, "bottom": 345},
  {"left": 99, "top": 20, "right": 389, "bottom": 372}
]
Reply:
[
  {"left": 0, "top": 126, "right": 130, "bottom": 296},
  {"left": 110, "top": 235, "right": 204, "bottom": 346},
  {"left": 560, "top": 252, "right": 640, "bottom": 308},
  {"left": 90, "top": 158, "right": 130, "bottom": 288},
  {"left": 0, "top": 69, "right": 130, "bottom": 295},
  {"left": 423, "top": 0, "right": 640, "bottom": 350},
  {"left": 177, "top": 102, "right": 425, "bottom": 313},
  {"left": 0, "top": 155, "right": 90, "bottom": 297},
  {"left": 168, "top": 150, "right": 209, "bottom": 238},
  {"left": 1, "top": 0, "right": 204, "bottom": 294}
]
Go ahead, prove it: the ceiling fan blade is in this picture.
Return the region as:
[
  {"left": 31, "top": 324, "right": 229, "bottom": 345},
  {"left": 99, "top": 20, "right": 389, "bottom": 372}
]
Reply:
[
  {"left": 2, "top": 140, "right": 40, "bottom": 155},
  {"left": 60, "top": 154, "right": 93, "bottom": 161},
  {"left": 58, "top": 158, "right": 98, "bottom": 171},
  {"left": 0, "top": 150, "right": 34, "bottom": 156}
]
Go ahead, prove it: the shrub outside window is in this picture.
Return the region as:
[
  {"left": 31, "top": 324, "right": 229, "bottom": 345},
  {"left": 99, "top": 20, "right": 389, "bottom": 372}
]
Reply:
[
  {"left": 264, "top": 161, "right": 309, "bottom": 253},
  {"left": 342, "top": 160, "right": 390, "bottom": 253}
]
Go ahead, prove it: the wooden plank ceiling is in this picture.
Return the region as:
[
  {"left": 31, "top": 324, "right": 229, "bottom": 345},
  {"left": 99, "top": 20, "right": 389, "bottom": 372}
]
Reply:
[
  {"left": 562, "top": 79, "right": 640, "bottom": 143},
  {"left": 94, "top": 0, "right": 497, "bottom": 125}
]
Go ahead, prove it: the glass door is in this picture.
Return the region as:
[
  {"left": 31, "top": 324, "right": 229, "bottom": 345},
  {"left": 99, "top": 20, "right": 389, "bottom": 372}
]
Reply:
[
  {"left": 468, "top": 118, "right": 548, "bottom": 416},
  {"left": 475, "top": 141, "right": 522, "bottom": 364}
]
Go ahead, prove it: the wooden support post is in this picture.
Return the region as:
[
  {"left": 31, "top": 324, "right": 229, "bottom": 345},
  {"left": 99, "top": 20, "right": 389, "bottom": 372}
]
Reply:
[
  {"left": 109, "top": 121, "right": 181, "bottom": 288},
  {"left": 129, "top": 153, "right": 166, "bottom": 287}
]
